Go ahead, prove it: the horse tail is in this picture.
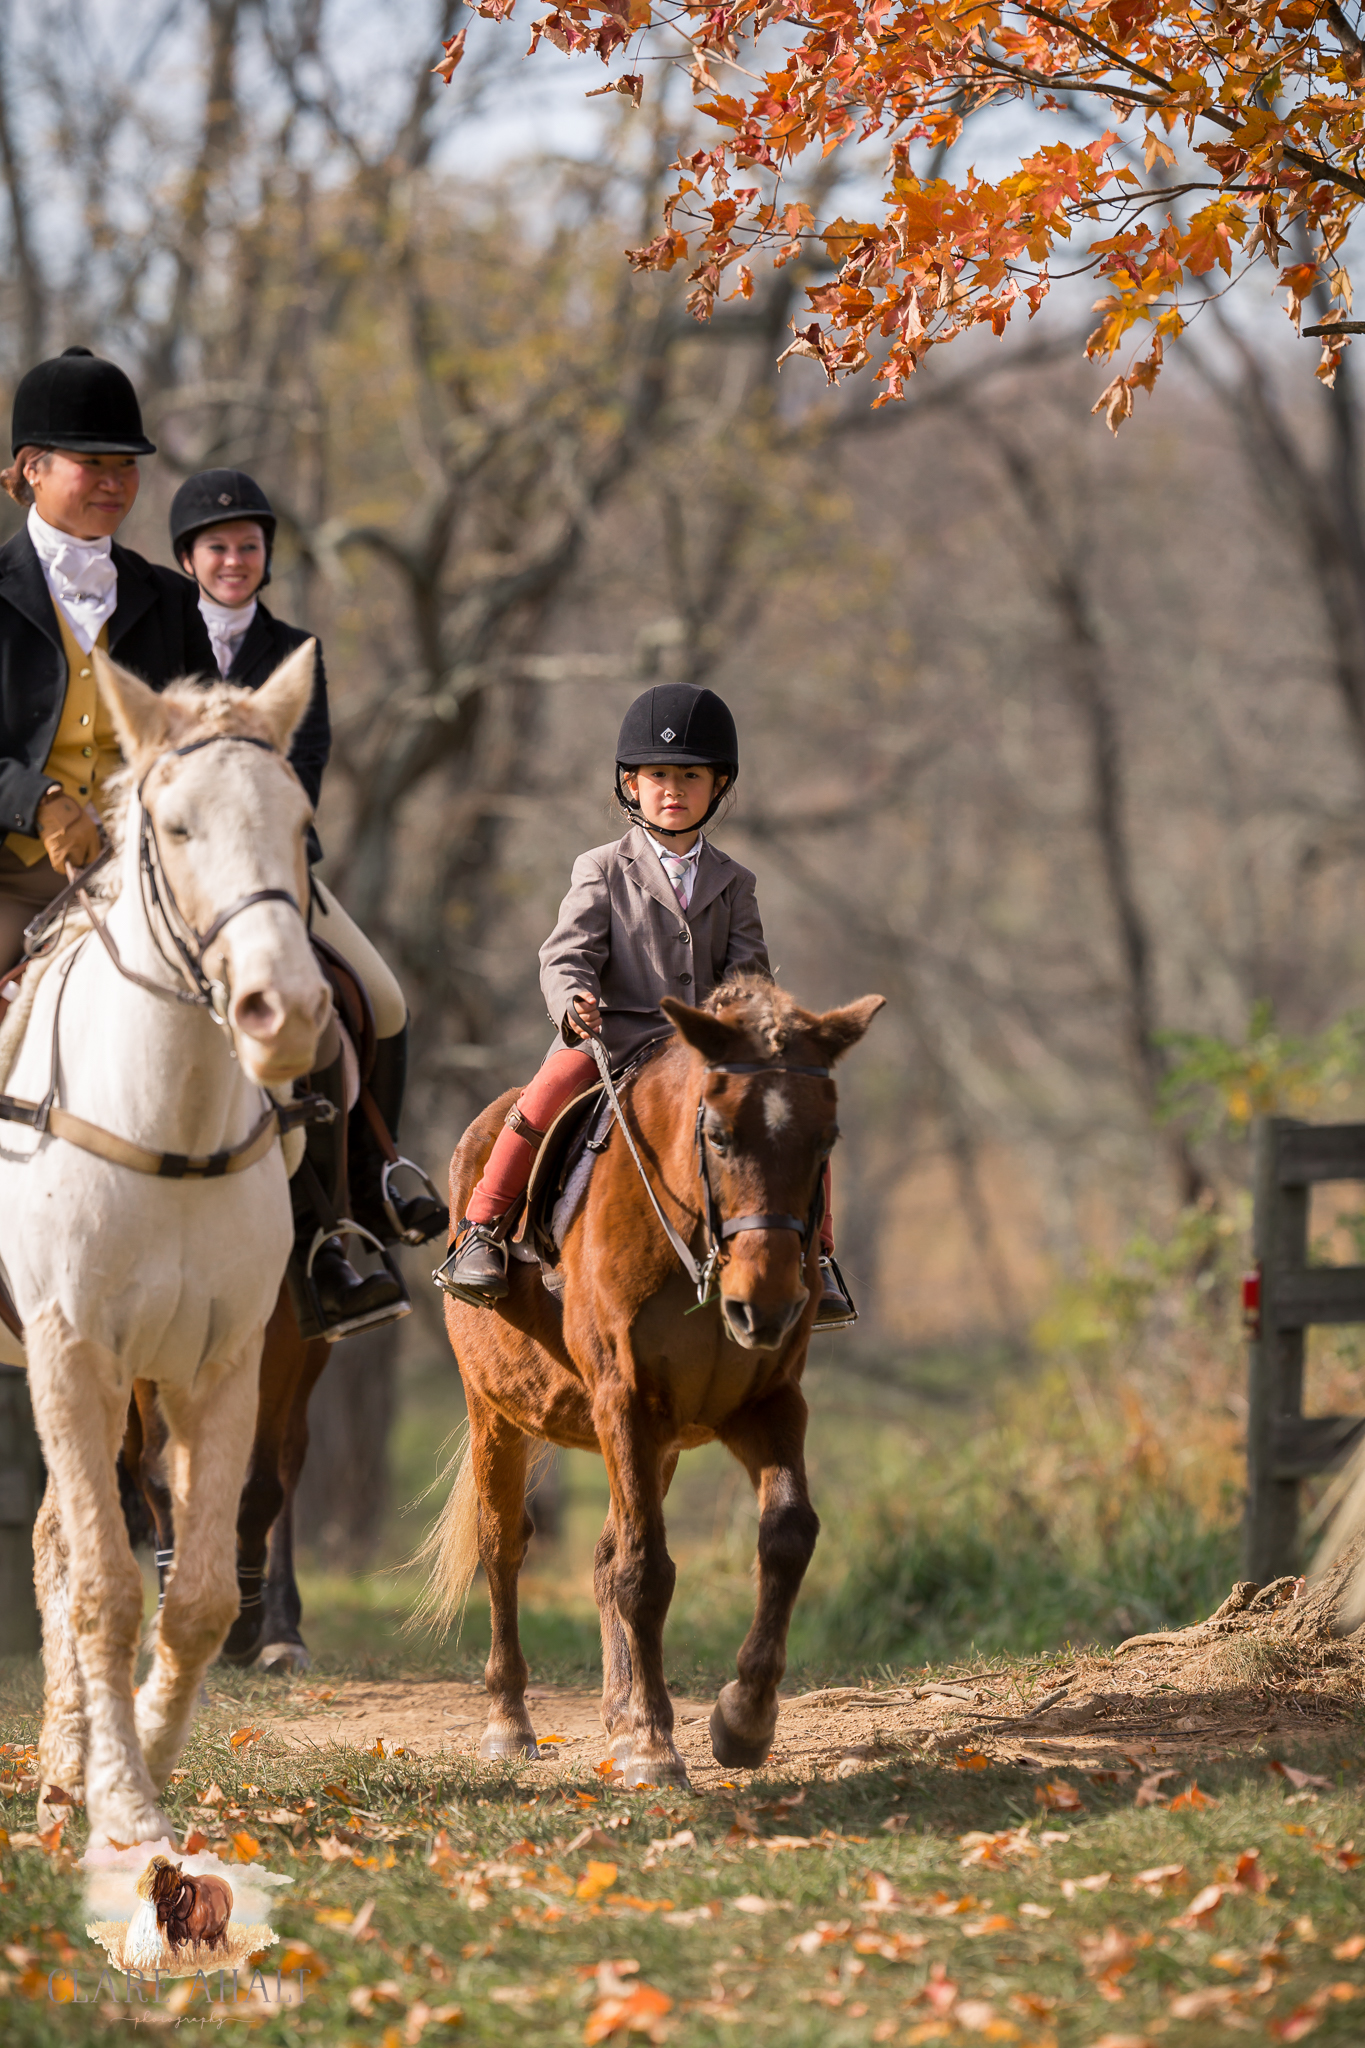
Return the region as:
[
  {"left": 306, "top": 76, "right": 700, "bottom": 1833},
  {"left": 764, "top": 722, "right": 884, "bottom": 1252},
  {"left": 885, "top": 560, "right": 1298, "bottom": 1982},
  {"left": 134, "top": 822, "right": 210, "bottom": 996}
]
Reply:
[{"left": 410, "top": 1426, "right": 556, "bottom": 1639}]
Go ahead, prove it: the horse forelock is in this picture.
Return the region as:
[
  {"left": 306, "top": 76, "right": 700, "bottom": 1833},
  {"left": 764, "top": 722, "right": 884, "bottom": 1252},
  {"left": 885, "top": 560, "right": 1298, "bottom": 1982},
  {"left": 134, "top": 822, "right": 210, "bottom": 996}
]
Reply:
[
  {"left": 704, "top": 976, "right": 817, "bottom": 1060},
  {"left": 94, "top": 679, "right": 288, "bottom": 906}
]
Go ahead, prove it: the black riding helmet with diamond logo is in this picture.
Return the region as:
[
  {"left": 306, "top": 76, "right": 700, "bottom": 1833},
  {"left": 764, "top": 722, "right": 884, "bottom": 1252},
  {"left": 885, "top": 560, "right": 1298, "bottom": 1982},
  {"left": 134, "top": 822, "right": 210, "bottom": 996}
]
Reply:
[
  {"left": 170, "top": 469, "right": 277, "bottom": 592},
  {"left": 614, "top": 684, "right": 739, "bottom": 836}
]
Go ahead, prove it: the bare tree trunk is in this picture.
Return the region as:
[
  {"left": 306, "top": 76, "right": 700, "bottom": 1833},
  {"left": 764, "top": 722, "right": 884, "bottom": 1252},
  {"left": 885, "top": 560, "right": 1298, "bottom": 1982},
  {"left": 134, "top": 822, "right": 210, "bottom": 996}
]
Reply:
[{"left": 983, "top": 420, "right": 1206, "bottom": 1206}]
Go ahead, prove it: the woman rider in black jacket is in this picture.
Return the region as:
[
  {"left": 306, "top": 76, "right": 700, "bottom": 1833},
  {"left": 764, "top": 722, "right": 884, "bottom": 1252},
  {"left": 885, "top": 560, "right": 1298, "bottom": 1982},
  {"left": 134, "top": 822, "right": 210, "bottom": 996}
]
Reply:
[
  {"left": 0, "top": 348, "right": 211, "bottom": 973},
  {"left": 169, "top": 471, "right": 447, "bottom": 1343}
]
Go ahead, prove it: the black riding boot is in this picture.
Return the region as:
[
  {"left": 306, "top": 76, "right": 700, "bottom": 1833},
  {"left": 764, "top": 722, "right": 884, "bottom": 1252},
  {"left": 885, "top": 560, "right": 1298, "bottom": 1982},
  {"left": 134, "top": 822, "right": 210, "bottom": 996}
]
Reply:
[
  {"left": 348, "top": 1021, "right": 449, "bottom": 1248},
  {"left": 286, "top": 1042, "right": 411, "bottom": 1342}
]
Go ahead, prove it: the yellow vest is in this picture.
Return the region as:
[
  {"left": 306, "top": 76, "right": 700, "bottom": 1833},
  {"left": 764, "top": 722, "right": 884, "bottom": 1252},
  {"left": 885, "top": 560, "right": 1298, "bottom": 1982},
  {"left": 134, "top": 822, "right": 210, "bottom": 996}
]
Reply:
[{"left": 9, "top": 604, "right": 119, "bottom": 867}]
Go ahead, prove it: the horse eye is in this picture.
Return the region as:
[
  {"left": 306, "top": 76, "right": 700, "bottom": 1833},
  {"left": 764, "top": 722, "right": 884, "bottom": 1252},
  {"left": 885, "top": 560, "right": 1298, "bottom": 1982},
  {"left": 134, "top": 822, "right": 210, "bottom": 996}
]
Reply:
[
  {"left": 164, "top": 821, "right": 191, "bottom": 841},
  {"left": 706, "top": 1117, "right": 733, "bottom": 1152}
]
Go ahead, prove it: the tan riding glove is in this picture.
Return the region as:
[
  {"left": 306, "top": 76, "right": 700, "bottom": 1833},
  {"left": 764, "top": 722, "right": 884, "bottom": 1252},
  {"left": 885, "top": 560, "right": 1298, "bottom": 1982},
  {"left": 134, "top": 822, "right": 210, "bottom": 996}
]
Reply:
[{"left": 36, "top": 789, "right": 102, "bottom": 874}]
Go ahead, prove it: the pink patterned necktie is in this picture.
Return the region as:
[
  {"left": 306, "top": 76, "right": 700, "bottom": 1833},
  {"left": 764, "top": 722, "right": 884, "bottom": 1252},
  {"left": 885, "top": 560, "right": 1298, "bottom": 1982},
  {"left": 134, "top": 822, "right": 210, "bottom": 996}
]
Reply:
[{"left": 659, "top": 848, "right": 694, "bottom": 910}]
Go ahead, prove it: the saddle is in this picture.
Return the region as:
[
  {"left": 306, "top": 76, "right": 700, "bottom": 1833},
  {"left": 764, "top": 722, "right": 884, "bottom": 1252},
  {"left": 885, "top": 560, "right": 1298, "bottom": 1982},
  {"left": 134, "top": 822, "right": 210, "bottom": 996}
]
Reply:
[{"left": 509, "top": 1041, "right": 670, "bottom": 1297}]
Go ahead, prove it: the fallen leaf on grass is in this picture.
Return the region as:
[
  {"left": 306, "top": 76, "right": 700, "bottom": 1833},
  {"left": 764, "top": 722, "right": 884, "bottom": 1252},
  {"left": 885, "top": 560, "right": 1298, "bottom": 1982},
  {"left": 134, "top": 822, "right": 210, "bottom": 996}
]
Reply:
[
  {"left": 1018, "top": 1902, "right": 1053, "bottom": 1919},
  {"left": 583, "top": 1980, "right": 671, "bottom": 2044},
  {"left": 853, "top": 1928, "right": 926, "bottom": 1959},
  {"left": 1269, "top": 1983, "right": 1363, "bottom": 2039},
  {"left": 953, "top": 1999, "right": 1015, "bottom": 2035},
  {"left": 1269, "top": 1761, "right": 1331, "bottom": 1792},
  {"left": 1170, "top": 1882, "right": 1230, "bottom": 1929},
  {"left": 1081, "top": 1925, "right": 1149, "bottom": 2001},
  {"left": 198, "top": 1782, "right": 225, "bottom": 1806},
  {"left": 959, "top": 1825, "right": 1038, "bottom": 1869},
  {"left": 314, "top": 1906, "right": 357, "bottom": 1927},
  {"left": 1061, "top": 1873, "right": 1112, "bottom": 1898},
  {"left": 1133, "top": 1863, "right": 1187, "bottom": 1895},
  {"left": 1035, "top": 1780, "right": 1084, "bottom": 1812},
  {"left": 1333, "top": 1933, "right": 1365, "bottom": 1959},
  {"left": 576, "top": 1860, "right": 619, "bottom": 1902},
  {"left": 731, "top": 1895, "right": 780, "bottom": 1914},
  {"left": 227, "top": 1832, "right": 261, "bottom": 1863},
  {"left": 953, "top": 1750, "right": 991, "bottom": 1771},
  {"left": 1169, "top": 1782, "right": 1217, "bottom": 1810},
  {"left": 791, "top": 1919, "right": 850, "bottom": 1955},
  {"left": 1010, "top": 1991, "right": 1057, "bottom": 2018},
  {"left": 182, "top": 1829, "right": 208, "bottom": 1855},
  {"left": 1087, "top": 2036, "right": 1158, "bottom": 2048},
  {"left": 1170, "top": 1984, "right": 1244, "bottom": 2019},
  {"left": 348, "top": 1980, "right": 405, "bottom": 2015},
  {"left": 1228, "top": 1848, "right": 1272, "bottom": 1892},
  {"left": 318, "top": 1833, "right": 364, "bottom": 1862},
  {"left": 918, "top": 1962, "right": 957, "bottom": 2014},
  {"left": 1313, "top": 1837, "right": 1363, "bottom": 1871},
  {"left": 276, "top": 1941, "right": 328, "bottom": 1984},
  {"left": 1134, "top": 1770, "right": 1178, "bottom": 1808},
  {"left": 229, "top": 1726, "right": 262, "bottom": 1751}
]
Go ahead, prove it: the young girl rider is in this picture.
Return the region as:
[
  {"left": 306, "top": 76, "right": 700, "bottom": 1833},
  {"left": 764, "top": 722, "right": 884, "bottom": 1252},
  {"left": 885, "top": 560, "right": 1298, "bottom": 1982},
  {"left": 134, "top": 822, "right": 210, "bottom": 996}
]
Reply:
[
  {"left": 169, "top": 470, "right": 448, "bottom": 1340},
  {"left": 437, "top": 682, "right": 857, "bottom": 1328}
]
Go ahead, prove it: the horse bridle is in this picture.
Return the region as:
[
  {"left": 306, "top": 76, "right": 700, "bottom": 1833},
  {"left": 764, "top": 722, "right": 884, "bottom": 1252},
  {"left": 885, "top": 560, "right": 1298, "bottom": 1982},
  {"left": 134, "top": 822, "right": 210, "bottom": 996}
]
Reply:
[
  {"left": 130, "top": 734, "right": 302, "bottom": 1017},
  {"left": 583, "top": 1035, "right": 832, "bottom": 1306}
]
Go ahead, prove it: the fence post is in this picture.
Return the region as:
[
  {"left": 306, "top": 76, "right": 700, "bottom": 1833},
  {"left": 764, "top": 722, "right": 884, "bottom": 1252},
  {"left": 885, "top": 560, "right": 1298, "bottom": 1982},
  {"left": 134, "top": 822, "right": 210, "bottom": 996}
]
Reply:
[
  {"left": 0, "top": 1365, "right": 42, "bottom": 1655},
  {"left": 1245, "top": 1117, "right": 1308, "bottom": 1581}
]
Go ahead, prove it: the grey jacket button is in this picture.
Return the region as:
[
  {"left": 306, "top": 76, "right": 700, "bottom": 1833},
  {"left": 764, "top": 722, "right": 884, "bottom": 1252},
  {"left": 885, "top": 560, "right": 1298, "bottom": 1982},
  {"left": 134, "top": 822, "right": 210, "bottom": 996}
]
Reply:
[{"left": 679, "top": 973, "right": 692, "bottom": 986}]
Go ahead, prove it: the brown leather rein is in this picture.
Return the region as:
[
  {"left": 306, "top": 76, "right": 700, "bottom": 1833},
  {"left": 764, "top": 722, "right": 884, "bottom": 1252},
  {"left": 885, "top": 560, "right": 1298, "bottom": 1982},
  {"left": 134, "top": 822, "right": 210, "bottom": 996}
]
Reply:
[{"left": 582, "top": 1034, "right": 831, "bottom": 1306}]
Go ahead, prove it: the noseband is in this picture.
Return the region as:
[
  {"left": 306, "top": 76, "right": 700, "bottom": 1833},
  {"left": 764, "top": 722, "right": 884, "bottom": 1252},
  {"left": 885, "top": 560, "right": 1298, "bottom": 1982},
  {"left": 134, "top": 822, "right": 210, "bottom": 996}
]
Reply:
[{"left": 583, "top": 1036, "right": 831, "bottom": 1306}]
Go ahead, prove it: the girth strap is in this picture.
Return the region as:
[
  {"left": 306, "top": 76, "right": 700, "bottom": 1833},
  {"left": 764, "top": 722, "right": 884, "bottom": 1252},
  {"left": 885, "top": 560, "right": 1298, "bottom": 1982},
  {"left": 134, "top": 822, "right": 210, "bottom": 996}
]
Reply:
[{"left": 0, "top": 1095, "right": 280, "bottom": 1179}]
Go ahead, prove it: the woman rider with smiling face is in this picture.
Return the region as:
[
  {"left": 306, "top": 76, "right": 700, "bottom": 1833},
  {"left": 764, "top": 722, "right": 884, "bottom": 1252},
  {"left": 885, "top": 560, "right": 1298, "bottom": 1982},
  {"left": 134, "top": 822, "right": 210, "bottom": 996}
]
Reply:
[{"left": 0, "top": 347, "right": 212, "bottom": 973}]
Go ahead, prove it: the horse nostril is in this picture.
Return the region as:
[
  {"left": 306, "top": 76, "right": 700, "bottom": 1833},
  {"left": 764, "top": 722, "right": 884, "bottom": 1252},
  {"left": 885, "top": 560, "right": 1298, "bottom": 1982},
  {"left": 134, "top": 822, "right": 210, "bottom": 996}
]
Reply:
[{"left": 233, "top": 988, "right": 282, "bottom": 1039}]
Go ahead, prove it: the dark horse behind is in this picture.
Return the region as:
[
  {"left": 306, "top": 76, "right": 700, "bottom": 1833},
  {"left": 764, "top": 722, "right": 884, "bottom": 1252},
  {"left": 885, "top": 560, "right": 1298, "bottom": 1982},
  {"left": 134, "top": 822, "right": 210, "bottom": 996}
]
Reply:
[{"left": 423, "top": 977, "right": 883, "bottom": 1788}]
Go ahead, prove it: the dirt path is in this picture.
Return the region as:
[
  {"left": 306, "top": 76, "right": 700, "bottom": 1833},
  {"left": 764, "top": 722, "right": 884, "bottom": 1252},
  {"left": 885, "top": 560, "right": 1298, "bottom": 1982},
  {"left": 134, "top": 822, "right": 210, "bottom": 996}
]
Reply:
[{"left": 254, "top": 1637, "right": 1359, "bottom": 1787}]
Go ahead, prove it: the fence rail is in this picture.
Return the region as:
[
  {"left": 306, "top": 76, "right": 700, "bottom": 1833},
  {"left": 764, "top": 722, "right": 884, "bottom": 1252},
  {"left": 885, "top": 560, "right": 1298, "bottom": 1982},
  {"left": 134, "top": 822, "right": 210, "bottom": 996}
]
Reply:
[{"left": 1246, "top": 1116, "right": 1365, "bottom": 1579}]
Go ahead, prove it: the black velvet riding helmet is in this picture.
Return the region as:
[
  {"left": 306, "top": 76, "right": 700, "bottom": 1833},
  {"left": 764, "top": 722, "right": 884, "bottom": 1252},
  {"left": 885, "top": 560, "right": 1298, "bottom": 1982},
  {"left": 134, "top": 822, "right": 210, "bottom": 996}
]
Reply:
[
  {"left": 11, "top": 345, "right": 156, "bottom": 456},
  {"left": 170, "top": 470, "right": 277, "bottom": 590},
  {"left": 614, "top": 684, "right": 739, "bottom": 835}
]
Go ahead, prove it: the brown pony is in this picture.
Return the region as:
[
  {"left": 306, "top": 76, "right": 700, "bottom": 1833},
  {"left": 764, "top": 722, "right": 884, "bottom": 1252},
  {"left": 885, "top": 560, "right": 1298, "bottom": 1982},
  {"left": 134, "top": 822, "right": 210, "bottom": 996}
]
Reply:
[
  {"left": 137, "top": 1854, "right": 233, "bottom": 1954},
  {"left": 424, "top": 978, "right": 883, "bottom": 1788}
]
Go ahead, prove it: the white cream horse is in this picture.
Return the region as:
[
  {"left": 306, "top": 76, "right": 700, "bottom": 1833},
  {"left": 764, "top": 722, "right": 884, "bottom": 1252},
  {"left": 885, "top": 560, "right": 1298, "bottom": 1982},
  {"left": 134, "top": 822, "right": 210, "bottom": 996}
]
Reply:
[{"left": 0, "top": 646, "right": 330, "bottom": 1846}]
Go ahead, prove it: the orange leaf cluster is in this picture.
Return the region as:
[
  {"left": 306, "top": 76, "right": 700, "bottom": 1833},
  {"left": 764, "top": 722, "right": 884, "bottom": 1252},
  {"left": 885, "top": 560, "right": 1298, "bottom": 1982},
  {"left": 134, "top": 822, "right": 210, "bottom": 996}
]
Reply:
[{"left": 459, "top": 0, "right": 1365, "bottom": 416}]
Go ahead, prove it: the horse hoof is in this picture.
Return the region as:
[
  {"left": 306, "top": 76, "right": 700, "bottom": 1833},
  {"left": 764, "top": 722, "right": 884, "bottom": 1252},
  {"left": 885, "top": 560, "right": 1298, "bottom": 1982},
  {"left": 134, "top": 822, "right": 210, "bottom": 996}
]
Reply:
[
  {"left": 479, "top": 1724, "right": 539, "bottom": 1761},
  {"left": 611, "top": 1737, "right": 690, "bottom": 1790},
  {"left": 217, "top": 1635, "right": 262, "bottom": 1669},
  {"left": 90, "top": 1804, "right": 176, "bottom": 1848},
  {"left": 254, "top": 1639, "right": 310, "bottom": 1675},
  {"left": 709, "top": 1693, "right": 775, "bottom": 1771}
]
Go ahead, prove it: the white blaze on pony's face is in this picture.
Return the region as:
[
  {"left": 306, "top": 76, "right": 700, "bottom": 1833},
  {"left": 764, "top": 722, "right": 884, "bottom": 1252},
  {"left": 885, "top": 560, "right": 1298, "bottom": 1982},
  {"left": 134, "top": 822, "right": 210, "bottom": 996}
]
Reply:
[
  {"left": 94, "top": 644, "right": 331, "bottom": 1085},
  {"left": 663, "top": 983, "right": 886, "bottom": 1352}
]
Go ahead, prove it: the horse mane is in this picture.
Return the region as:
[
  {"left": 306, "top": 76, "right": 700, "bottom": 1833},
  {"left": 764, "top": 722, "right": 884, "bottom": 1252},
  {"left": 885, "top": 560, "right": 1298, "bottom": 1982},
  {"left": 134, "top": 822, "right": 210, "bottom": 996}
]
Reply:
[
  {"left": 92, "top": 676, "right": 291, "bottom": 909},
  {"left": 703, "top": 975, "right": 810, "bottom": 1057}
]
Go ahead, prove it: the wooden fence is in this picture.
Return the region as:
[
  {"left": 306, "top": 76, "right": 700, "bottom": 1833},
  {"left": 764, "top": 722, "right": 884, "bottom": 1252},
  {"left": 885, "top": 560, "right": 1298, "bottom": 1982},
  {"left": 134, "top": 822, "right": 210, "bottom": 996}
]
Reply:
[{"left": 1246, "top": 1116, "right": 1365, "bottom": 1581}]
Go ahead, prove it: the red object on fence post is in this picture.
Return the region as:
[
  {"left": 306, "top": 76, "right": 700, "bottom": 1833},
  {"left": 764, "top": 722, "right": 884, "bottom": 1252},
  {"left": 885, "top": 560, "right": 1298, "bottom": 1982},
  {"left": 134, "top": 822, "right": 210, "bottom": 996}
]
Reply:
[{"left": 1242, "top": 1266, "right": 1262, "bottom": 1339}]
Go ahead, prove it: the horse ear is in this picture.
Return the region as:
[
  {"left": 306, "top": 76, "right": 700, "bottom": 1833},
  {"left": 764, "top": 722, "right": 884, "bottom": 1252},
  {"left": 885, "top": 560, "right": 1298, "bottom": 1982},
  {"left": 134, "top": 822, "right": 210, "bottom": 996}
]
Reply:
[
  {"left": 810, "top": 993, "right": 886, "bottom": 1063},
  {"left": 249, "top": 640, "right": 317, "bottom": 756},
  {"left": 661, "top": 995, "right": 740, "bottom": 1064},
  {"left": 94, "top": 649, "right": 175, "bottom": 764}
]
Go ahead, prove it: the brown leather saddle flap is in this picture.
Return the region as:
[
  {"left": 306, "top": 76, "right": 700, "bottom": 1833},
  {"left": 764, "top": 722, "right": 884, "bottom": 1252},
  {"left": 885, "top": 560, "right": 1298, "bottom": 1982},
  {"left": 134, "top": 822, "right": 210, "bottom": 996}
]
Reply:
[{"left": 517, "top": 1084, "right": 609, "bottom": 1263}]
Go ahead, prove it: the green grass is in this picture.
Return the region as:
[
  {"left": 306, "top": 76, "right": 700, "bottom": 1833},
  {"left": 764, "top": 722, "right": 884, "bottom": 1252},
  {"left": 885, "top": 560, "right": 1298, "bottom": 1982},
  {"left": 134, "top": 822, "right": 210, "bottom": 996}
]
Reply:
[{"left": 4, "top": 1656, "right": 1365, "bottom": 2044}]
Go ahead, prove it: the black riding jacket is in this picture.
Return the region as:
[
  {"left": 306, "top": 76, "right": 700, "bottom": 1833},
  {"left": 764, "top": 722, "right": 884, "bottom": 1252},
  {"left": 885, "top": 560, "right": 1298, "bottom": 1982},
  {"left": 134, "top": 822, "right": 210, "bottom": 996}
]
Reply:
[
  {"left": 0, "top": 526, "right": 212, "bottom": 854},
  {"left": 223, "top": 602, "right": 331, "bottom": 812},
  {"left": 223, "top": 601, "right": 331, "bottom": 864}
]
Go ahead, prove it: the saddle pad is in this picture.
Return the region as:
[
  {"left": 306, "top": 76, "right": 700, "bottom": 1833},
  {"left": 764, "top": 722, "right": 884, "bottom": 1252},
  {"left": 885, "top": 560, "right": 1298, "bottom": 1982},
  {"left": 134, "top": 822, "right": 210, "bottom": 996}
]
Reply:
[{"left": 548, "top": 1087, "right": 618, "bottom": 1254}]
